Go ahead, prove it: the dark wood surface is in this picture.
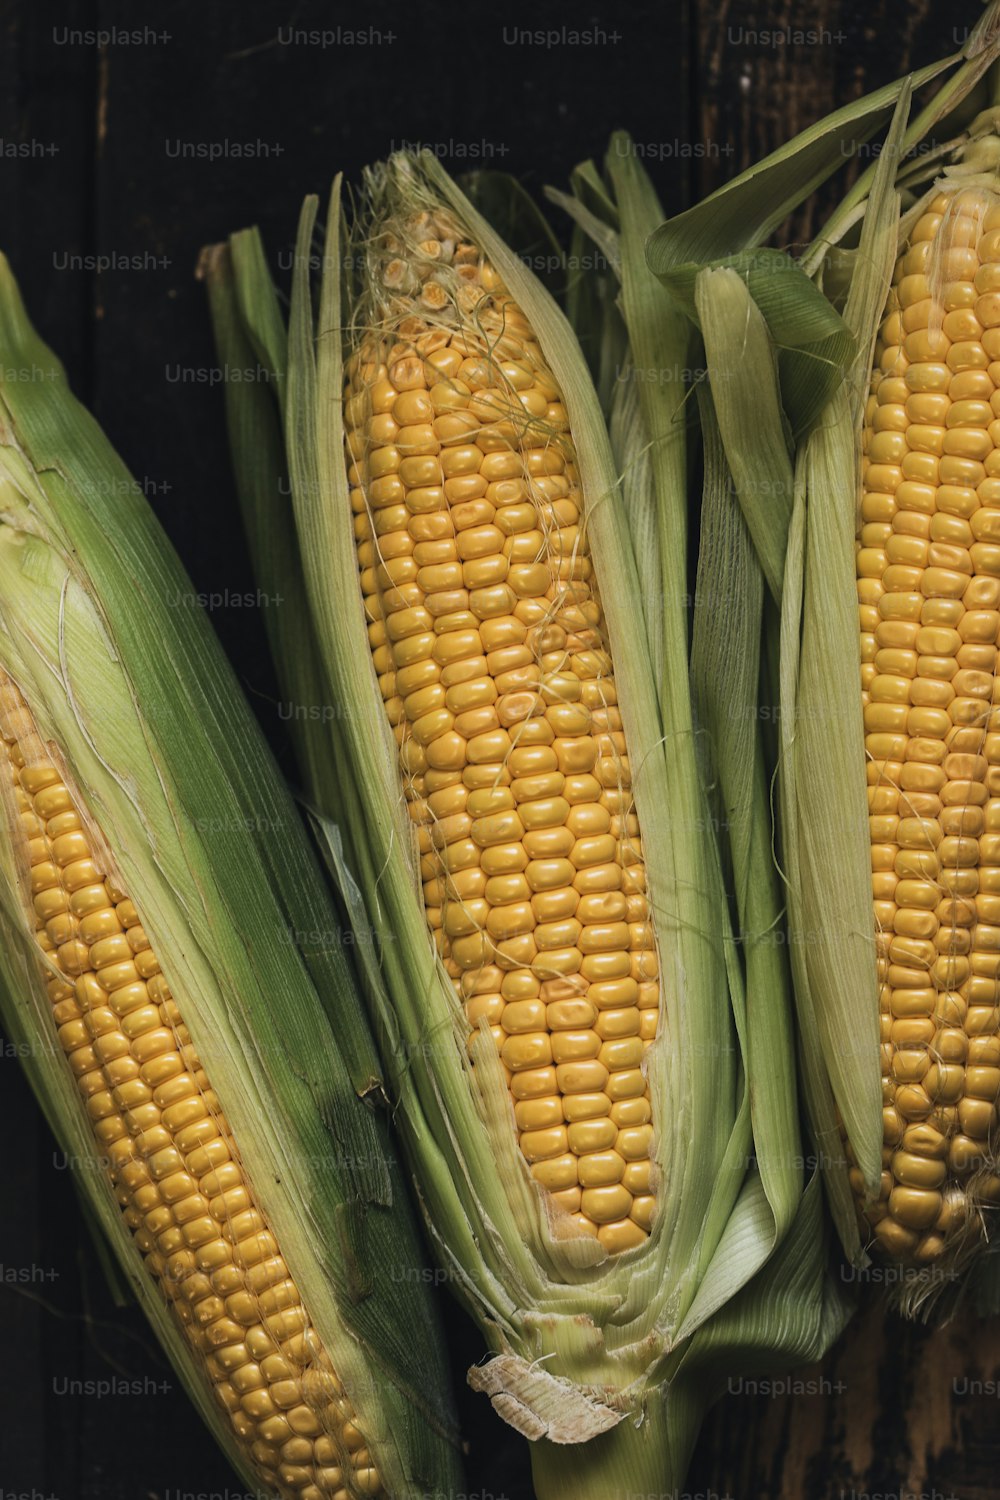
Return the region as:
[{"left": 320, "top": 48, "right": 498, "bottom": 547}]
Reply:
[{"left": 1, "top": 2, "right": 997, "bottom": 1497}]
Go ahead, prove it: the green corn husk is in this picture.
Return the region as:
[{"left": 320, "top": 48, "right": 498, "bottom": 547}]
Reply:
[
  {"left": 645, "top": 5, "right": 1000, "bottom": 1315},
  {"left": 203, "top": 147, "right": 852, "bottom": 1500},
  {"left": 0, "top": 254, "right": 461, "bottom": 1499}
]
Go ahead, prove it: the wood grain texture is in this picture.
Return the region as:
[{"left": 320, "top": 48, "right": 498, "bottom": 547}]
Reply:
[
  {"left": 0, "top": 0, "right": 96, "bottom": 391},
  {"left": 688, "top": 1291, "right": 1000, "bottom": 1500},
  {"left": 695, "top": 0, "right": 962, "bottom": 250}
]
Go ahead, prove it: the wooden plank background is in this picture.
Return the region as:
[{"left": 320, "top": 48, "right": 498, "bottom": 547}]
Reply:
[{"left": 1, "top": 2, "right": 997, "bottom": 1497}]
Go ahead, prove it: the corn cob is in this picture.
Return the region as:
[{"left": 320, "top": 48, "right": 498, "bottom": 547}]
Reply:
[
  {"left": 1, "top": 674, "right": 381, "bottom": 1500},
  {"left": 343, "top": 207, "right": 659, "bottom": 1253},
  {"left": 205, "top": 144, "right": 886, "bottom": 1500},
  {"left": 854, "top": 184, "right": 1000, "bottom": 1262},
  {"left": 0, "top": 250, "right": 460, "bottom": 1500}
]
